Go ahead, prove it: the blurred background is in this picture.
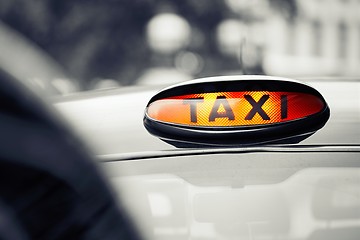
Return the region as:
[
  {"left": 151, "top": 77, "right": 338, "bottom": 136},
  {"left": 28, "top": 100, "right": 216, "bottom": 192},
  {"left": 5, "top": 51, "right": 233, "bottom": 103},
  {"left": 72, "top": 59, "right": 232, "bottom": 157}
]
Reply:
[{"left": 0, "top": 0, "right": 359, "bottom": 94}]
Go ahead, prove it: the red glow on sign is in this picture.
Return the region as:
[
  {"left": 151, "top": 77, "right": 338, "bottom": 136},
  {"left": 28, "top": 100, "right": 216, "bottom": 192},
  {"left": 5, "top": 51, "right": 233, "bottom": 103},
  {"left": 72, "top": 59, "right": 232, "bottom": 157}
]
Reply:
[{"left": 147, "top": 91, "right": 324, "bottom": 127}]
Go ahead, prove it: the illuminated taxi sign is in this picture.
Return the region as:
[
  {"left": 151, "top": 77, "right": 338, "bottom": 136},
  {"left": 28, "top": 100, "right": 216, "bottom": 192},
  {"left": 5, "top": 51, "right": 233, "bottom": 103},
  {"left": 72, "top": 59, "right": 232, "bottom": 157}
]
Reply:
[
  {"left": 147, "top": 92, "right": 325, "bottom": 127},
  {"left": 144, "top": 76, "right": 330, "bottom": 147}
]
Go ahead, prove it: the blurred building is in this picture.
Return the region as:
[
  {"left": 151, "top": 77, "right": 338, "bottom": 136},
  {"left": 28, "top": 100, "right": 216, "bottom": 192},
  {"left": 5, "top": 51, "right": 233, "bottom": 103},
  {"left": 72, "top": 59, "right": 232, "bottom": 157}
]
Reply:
[
  {"left": 263, "top": 0, "right": 360, "bottom": 77},
  {"left": 1, "top": 0, "right": 359, "bottom": 91},
  {"left": 136, "top": 13, "right": 194, "bottom": 85}
]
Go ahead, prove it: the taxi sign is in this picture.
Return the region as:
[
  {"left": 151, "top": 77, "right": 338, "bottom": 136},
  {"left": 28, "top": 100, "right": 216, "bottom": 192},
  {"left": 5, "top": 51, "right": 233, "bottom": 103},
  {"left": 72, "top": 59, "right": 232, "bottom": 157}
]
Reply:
[{"left": 144, "top": 76, "right": 330, "bottom": 147}]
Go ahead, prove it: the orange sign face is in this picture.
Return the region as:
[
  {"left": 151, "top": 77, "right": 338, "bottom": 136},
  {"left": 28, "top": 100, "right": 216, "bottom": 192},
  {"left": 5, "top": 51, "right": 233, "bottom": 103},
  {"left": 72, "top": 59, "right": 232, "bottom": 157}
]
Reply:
[{"left": 146, "top": 91, "right": 325, "bottom": 127}]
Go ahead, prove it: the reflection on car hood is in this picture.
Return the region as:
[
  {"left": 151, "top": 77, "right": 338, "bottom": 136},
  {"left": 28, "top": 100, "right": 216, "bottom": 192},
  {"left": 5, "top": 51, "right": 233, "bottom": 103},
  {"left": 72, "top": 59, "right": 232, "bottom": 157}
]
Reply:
[{"left": 104, "top": 151, "right": 360, "bottom": 240}]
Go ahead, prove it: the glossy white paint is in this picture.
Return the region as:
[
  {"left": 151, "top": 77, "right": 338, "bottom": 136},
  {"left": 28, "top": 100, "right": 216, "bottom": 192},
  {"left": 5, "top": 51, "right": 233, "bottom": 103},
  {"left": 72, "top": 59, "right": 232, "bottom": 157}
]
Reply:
[
  {"left": 105, "top": 152, "right": 360, "bottom": 240},
  {"left": 53, "top": 77, "right": 360, "bottom": 154}
]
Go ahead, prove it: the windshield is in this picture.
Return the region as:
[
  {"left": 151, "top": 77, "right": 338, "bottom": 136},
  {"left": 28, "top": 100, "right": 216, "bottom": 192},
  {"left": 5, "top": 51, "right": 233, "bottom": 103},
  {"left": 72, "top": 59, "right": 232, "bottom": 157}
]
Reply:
[{"left": 1, "top": 0, "right": 359, "bottom": 93}]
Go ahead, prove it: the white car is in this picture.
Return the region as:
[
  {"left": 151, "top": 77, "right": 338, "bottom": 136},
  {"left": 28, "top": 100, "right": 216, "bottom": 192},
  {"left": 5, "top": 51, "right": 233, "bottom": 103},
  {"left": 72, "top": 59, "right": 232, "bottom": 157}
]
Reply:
[{"left": 53, "top": 75, "right": 360, "bottom": 240}]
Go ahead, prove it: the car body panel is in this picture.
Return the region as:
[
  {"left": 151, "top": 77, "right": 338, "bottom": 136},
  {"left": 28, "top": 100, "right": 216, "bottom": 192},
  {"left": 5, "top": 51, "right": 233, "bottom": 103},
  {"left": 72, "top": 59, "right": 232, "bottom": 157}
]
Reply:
[
  {"left": 104, "top": 152, "right": 360, "bottom": 240},
  {"left": 53, "top": 78, "right": 360, "bottom": 155},
  {"left": 51, "top": 77, "right": 360, "bottom": 240}
]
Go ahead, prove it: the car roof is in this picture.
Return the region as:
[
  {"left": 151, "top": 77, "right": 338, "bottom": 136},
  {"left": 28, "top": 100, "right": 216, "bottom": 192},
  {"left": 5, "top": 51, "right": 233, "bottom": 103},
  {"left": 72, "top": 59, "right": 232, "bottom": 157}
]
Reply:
[{"left": 53, "top": 77, "right": 360, "bottom": 156}]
